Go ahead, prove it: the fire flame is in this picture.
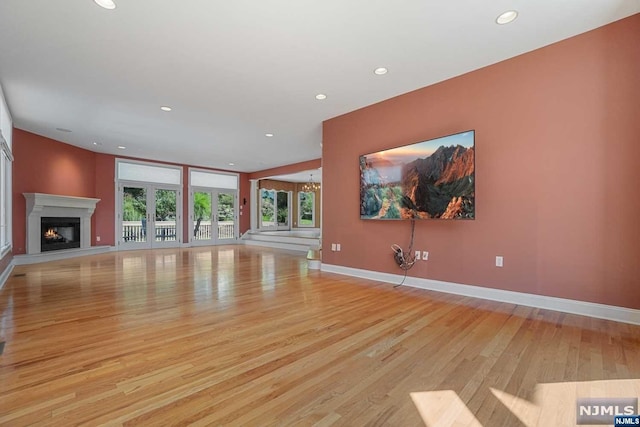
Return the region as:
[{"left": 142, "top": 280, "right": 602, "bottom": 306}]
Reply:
[{"left": 44, "top": 228, "right": 59, "bottom": 238}]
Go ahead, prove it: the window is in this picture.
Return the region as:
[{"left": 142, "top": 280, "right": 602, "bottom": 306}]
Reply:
[
  {"left": 191, "top": 170, "right": 237, "bottom": 189},
  {"left": 298, "top": 191, "right": 315, "bottom": 228},
  {"left": 117, "top": 160, "right": 182, "bottom": 185},
  {"left": 0, "top": 85, "right": 12, "bottom": 255}
]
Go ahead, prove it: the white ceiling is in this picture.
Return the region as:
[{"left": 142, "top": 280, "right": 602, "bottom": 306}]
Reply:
[{"left": 0, "top": 1, "right": 638, "bottom": 173}]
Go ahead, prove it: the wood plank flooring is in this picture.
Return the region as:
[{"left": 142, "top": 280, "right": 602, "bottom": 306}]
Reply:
[{"left": 0, "top": 246, "right": 638, "bottom": 426}]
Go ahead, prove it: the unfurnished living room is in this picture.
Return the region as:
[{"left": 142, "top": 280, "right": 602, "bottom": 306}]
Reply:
[{"left": 1, "top": 1, "right": 639, "bottom": 426}]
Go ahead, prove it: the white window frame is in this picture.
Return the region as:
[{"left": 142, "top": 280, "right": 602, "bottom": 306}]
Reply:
[{"left": 0, "top": 84, "right": 13, "bottom": 257}]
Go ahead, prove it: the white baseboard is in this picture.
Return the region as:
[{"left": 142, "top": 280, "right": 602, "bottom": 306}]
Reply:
[
  {"left": 0, "top": 259, "right": 14, "bottom": 291},
  {"left": 320, "top": 264, "right": 640, "bottom": 326},
  {"left": 13, "top": 246, "right": 115, "bottom": 265}
]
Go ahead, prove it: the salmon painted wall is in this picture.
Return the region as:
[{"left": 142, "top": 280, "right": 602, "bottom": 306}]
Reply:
[
  {"left": 13, "top": 129, "right": 97, "bottom": 254},
  {"left": 94, "top": 153, "right": 116, "bottom": 246},
  {"left": 322, "top": 15, "right": 640, "bottom": 309},
  {"left": 249, "top": 159, "right": 321, "bottom": 181}
]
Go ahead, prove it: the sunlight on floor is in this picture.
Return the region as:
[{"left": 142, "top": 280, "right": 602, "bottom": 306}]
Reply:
[
  {"left": 410, "top": 390, "right": 482, "bottom": 427},
  {"left": 411, "top": 379, "right": 640, "bottom": 426}
]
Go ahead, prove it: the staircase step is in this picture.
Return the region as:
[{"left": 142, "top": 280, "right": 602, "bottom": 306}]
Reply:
[
  {"left": 244, "top": 234, "right": 318, "bottom": 246},
  {"left": 244, "top": 239, "right": 311, "bottom": 253},
  {"left": 242, "top": 231, "right": 320, "bottom": 253}
]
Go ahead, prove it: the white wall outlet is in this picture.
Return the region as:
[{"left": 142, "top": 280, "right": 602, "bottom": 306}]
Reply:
[
  {"left": 414, "top": 250, "right": 421, "bottom": 260},
  {"left": 336, "top": 243, "right": 341, "bottom": 251},
  {"left": 96, "top": 236, "right": 101, "bottom": 242},
  {"left": 422, "top": 251, "right": 428, "bottom": 260},
  {"left": 496, "top": 256, "right": 504, "bottom": 267},
  {"left": 331, "top": 243, "right": 337, "bottom": 251}
]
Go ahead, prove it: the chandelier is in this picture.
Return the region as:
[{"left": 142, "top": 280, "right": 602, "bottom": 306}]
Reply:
[{"left": 301, "top": 174, "right": 320, "bottom": 192}]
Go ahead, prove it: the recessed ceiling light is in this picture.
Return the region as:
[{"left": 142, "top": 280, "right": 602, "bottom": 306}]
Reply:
[
  {"left": 228, "top": 163, "right": 235, "bottom": 166},
  {"left": 496, "top": 10, "right": 518, "bottom": 25},
  {"left": 160, "top": 106, "right": 172, "bottom": 112},
  {"left": 117, "top": 146, "right": 126, "bottom": 149},
  {"left": 265, "top": 133, "right": 274, "bottom": 137},
  {"left": 94, "top": 0, "right": 116, "bottom": 10},
  {"left": 56, "top": 127, "right": 72, "bottom": 133},
  {"left": 315, "top": 94, "right": 327, "bottom": 100},
  {"left": 374, "top": 67, "right": 388, "bottom": 75},
  {"left": 93, "top": 142, "right": 102, "bottom": 146}
]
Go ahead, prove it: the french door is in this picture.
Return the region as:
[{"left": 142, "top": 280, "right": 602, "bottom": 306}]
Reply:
[
  {"left": 119, "top": 184, "right": 182, "bottom": 249},
  {"left": 191, "top": 189, "right": 237, "bottom": 245}
]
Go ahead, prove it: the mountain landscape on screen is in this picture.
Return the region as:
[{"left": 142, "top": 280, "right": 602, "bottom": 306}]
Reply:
[{"left": 360, "top": 131, "right": 475, "bottom": 220}]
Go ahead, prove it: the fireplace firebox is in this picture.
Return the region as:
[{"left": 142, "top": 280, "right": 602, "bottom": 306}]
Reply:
[{"left": 41, "top": 217, "right": 81, "bottom": 252}]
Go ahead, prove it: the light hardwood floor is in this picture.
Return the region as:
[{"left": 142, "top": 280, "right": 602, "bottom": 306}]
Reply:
[{"left": 0, "top": 246, "right": 639, "bottom": 426}]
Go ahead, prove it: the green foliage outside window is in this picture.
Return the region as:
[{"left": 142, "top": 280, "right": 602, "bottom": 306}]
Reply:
[
  {"left": 218, "top": 194, "right": 234, "bottom": 221},
  {"left": 299, "top": 192, "right": 314, "bottom": 225},
  {"left": 194, "top": 192, "right": 212, "bottom": 220},
  {"left": 123, "top": 187, "right": 146, "bottom": 221}
]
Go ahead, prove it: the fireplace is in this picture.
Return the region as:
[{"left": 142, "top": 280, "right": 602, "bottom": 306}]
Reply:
[
  {"left": 24, "top": 193, "right": 100, "bottom": 255},
  {"left": 41, "top": 217, "right": 81, "bottom": 252}
]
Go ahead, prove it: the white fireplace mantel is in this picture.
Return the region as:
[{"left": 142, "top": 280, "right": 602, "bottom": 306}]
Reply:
[{"left": 23, "top": 193, "right": 101, "bottom": 255}]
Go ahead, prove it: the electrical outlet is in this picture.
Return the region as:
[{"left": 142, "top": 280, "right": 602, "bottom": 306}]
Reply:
[
  {"left": 496, "top": 256, "right": 503, "bottom": 267},
  {"left": 96, "top": 236, "right": 101, "bottom": 242},
  {"left": 422, "top": 251, "right": 428, "bottom": 260},
  {"left": 336, "top": 243, "right": 341, "bottom": 251},
  {"left": 414, "top": 250, "right": 421, "bottom": 260},
  {"left": 331, "top": 243, "right": 336, "bottom": 251}
]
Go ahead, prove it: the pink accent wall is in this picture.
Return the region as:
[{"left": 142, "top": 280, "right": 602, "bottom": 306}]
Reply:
[
  {"left": 94, "top": 153, "right": 116, "bottom": 246},
  {"left": 322, "top": 15, "right": 640, "bottom": 309},
  {"left": 249, "top": 159, "right": 321, "bottom": 180},
  {"left": 12, "top": 129, "right": 97, "bottom": 254}
]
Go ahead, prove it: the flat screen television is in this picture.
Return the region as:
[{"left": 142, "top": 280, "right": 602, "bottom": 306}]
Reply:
[{"left": 359, "top": 130, "right": 475, "bottom": 220}]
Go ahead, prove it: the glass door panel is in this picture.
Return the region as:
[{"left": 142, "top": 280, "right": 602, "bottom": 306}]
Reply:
[
  {"left": 193, "top": 191, "right": 212, "bottom": 241},
  {"left": 298, "top": 191, "right": 314, "bottom": 227},
  {"left": 121, "top": 186, "right": 148, "bottom": 247},
  {"left": 154, "top": 189, "right": 177, "bottom": 243},
  {"left": 276, "top": 191, "right": 289, "bottom": 228},
  {"left": 260, "top": 189, "right": 276, "bottom": 229},
  {"left": 217, "top": 193, "right": 235, "bottom": 241}
]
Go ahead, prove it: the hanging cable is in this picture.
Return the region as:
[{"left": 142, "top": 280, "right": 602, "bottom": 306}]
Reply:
[{"left": 392, "top": 216, "right": 416, "bottom": 287}]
